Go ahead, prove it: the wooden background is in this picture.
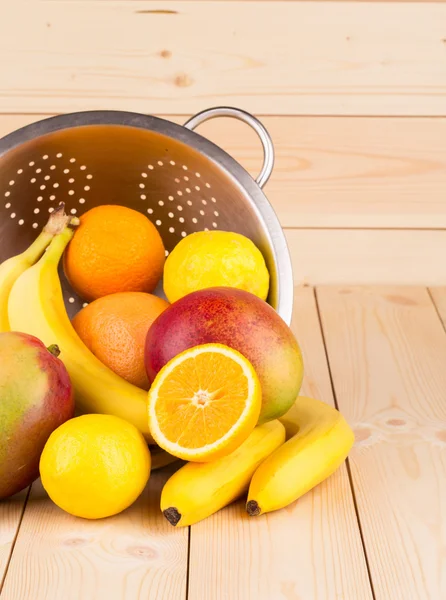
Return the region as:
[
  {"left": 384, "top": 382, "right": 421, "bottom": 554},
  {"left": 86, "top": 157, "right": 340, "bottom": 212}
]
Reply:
[
  {"left": 1, "top": 1, "right": 446, "bottom": 285},
  {"left": 1, "top": 2, "right": 446, "bottom": 599}
]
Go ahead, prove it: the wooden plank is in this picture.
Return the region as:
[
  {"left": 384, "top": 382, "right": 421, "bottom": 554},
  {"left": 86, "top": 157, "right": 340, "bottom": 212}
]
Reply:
[
  {"left": 187, "top": 286, "right": 373, "bottom": 600},
  {"left": 428, "top": 287, "right": 446, "bottom": 325},
  {"left": 285, "top": 229, "right": 446, "bottom": 286},
  {"left": 1, "top": 2, "right": 446, "bottom": 116},
  {"left": 317, "top": 286, "right": 446, "bottom": 599},
  {"left": 0, "top": 469, "right": 188, "bottom": 600},
  {"left": 0, "top": 489, "right": 28, "bottom": 590},
  {"left": 2, "top": 114, "right": 446, "bottom": 229}
]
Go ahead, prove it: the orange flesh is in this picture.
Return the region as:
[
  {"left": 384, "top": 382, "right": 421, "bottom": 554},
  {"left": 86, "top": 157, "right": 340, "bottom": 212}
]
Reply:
[{"left": 156, "top": 352, "right": 249, "bottom": 448}]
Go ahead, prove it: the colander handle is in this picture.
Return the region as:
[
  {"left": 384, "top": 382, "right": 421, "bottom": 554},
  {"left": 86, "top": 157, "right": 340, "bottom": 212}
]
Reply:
[{"left": 183, "top": 107, "right": 274, "bottom": 189}]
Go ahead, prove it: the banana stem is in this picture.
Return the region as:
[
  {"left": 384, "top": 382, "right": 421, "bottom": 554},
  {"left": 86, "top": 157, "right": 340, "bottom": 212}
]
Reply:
[
  {"left": 43, "top": 226, "right": 76, "bottom": 265},
  {"left": 22, "top": 204, "right": 73, "bottom": 265}
]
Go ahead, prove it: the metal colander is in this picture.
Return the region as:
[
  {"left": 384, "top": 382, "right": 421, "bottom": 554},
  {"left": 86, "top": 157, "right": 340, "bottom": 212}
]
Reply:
[{"left": 0, "top": 106, "right": 293, "bottom": 322}]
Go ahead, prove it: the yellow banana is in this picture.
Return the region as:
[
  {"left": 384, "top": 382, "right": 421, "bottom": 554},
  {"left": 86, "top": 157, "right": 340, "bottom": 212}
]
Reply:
[
  {"left": 8, "top": 226, "right": 154, "bottom": 443},
  {"left": 161, "top": 420, "right": 286, "bottom": 527},
  {"left": 0, "top": 205, "right": 71, "bottom": 332},
  {"left": 246, "top": 396, "right": 355, "bottom": 516}
]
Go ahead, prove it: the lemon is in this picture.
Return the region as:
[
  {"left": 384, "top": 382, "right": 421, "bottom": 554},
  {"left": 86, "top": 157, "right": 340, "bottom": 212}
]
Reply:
[
  {"left": 163, "top": 231, "right": 270, "bottom": 303},
  {"left": 39, "top": 414, "right": 151, "bottom": 519}
]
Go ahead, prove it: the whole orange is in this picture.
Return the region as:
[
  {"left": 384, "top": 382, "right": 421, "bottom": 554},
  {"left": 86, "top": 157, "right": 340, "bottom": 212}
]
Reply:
[
  {"left": 64, "top": 205, "right": 165, "bottom": 301},
  {"left": 72, "top": 292, "right": 169, "bottom": 390}
]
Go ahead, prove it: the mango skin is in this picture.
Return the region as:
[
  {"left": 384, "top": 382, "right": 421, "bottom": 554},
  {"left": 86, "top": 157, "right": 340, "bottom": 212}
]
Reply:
[
  {"left": 145, "top": 287, "right": 303, "bottom": 423},
  {"left": 0, "top": 332, "right": 74, "bottom": 499}
]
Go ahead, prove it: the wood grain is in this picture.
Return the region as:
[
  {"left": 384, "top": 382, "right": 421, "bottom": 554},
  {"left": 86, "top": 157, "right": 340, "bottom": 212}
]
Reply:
[
  {"left": 428, "top": 288, "right": 446, "bottom": 326},
  {"left": 0, "top": 469, "right": 188, "bottom": 600},
  {"left": 285, "top": 229, "right": 446, "bottom": 286},
  {"left": 317, "top": 286, "right": 446, "bottom": 599},
  {"left": 187, "top": 286, "right": 373, "bottom": 600},
  {"left": 1, "top": 114, "right": 446, "bottom": 229},
  {"left": 0, "top": 489, "right": 28, "bottom": 590},
  {"left": 1, "top": 2, "right": 446, "bottom": 116}
]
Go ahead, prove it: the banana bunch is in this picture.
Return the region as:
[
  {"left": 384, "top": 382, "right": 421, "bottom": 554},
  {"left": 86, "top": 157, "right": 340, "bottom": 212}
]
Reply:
[
  {"left": 0, "top": 205, "right": 71, "bottom": 332},
  {"left": 161, "top": 420, "right": 286, "bottom": 527},
  {"left": 247, "top": 396, "right": 355, "bottom": 516},
  {"left": 6, "top": 215, "right": 155, "bottom": 444},
  {"left": 161, "top": 396, "right": 354, "bottom": 526}
]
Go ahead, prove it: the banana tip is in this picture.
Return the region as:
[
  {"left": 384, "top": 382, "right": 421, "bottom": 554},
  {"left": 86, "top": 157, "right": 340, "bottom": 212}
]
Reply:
[
  {"left": 246, "top": 500, "right": 261, "bottom": 517},
  {"left": 163, "top": 507, "right": 181, "bottom": 526}
]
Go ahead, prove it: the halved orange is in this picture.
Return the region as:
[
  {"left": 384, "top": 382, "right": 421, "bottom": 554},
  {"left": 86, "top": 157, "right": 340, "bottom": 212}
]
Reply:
[{"left": 147, "top": 344, "right": 262, "bottom": 462}]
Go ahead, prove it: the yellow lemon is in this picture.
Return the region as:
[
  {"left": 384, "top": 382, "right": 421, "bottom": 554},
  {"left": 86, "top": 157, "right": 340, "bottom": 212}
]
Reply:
[
  {"left": 163, "top": 231, "right": 270, "bottom": 303},
  {"left": 39, "top": 414, "right": 151, "bottom": 519}
]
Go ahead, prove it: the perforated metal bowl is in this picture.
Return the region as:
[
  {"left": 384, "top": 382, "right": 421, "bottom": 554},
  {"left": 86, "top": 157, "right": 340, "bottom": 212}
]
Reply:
[{"left": 0, "top": 106, "right": 293, "bottom": 323}]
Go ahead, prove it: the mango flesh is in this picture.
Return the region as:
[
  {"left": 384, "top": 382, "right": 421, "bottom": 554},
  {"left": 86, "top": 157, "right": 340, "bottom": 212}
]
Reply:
[
  {"left": 145, "top": 287, "right": 303, "bottom": 423},
  {"left": 0, "top": 332, "right": 74, "bottom": 499}
]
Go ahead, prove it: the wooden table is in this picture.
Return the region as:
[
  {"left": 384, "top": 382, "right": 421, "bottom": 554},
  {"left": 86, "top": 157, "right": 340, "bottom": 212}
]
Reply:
[{"left": 1, "top": 0, "right": 446, "bottom": 598}]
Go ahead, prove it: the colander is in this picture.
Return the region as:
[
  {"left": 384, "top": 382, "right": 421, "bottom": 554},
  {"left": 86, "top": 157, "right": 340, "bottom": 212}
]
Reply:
[{"left": 0, "top": 106, "right": 293, "bottom": 323}]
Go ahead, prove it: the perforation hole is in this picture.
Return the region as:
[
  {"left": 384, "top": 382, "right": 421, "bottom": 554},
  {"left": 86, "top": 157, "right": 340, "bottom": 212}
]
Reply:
[
  {"left": 199, "top": 210, "right": 205, "bottom": 216},
  {"left": 177, "top": 191, "right": 183, "bottom": 196},
  {"left": 80, "top": 165, "right": 87, "bottom": 171},
  {"left": 169, "top": 227, "right": 175, "bottom": 233},
  {"left": 4, "top": 191, "right": 10, "bottom": 197},
  {"left": 56, "top": 153, "right": 63, "bottom": 158},
  {"left": 64, "top": 169, "right": 70, "bottom": 174},
  {"left": 141, "top": 172, "right": 148, "bottom": 178},
  {"left": 79, "top": 198, "right": 86, "bottom": 204},
  {"left": 174, "top": 178, "right": 180, "bottom": 184},
  {"left": 48, "top": 207, "right": 54, "bottom": 213},
  {"left": 147, "top": 208, "right": 154, "bottom": 215},
  {"left": 86, "top": 174, "right": 93, "bottom": 180},
  {"left": 187, "top": 200, "right": 192, "bottom": 206},
  {"left": 177, "top": 205, "right": 183, "bottom": 211},
  {"left": 212, "top": 222, "right": 218, "bottom": 228},
  {"left": 158, "top": 200, "right": 164, "bottom": 207},
  {"left": 34, "top": 208, "right": 40, "bottom": 214},
  {"left": 84, "top": 186, "right": 90, "bottom": 191},
  {"left": 214, "top": 211, "right": 219, "bottom": 217},
  {"left": 181, "top": 231, "right": 187, "bottom": 237},
  {"left": 140, "top": 194, "right": 147, "bottom": 200},
  {"left": 182, "top": 165, "right": 188, "bottom": 171},
  {"left": 195, "top": 186, "right": 200, "bottom": 191},
  {"left": 156, "top": 219, "right": 162, "bottom": 226},
  {"left": 9, "top": 180, "right": 15, "bottom": 186},
  {"left": 50, "top": 195, "right": 56, "bottom": 201},
  {"left": 40, "top": 185, "right": 46, "bottom": 191},
  {"left": 69, "top": 158, "right": 76, "bottom": 163},
  {"left": 32, "top": 223, "right": 38, "bottom": 229},
  {"left": 179, "top": 217, "right": 185, "bottom": 223},
  {"left": 170, "top": 160, "right": 176, "bottom": 166},
  {"left": 168, "top": 212, "right": 174, "bottom": 218},
  {"left": 10, "top": 213, "right": 16, "bottom": 219},
  {"left": 18, "top": 219, "right": 24, "bottom": 226},
  {"left": 148, "top": 165, "right": 154, "bottom": 170},
  {"left": 44, "top": 175, "right": 50, "bottom": 181},
  {"left": 157, "top": 160, "right": 164, "bottom": 166},
  {"left": 68, "top": 178, "right": 75, "bottom": 184},
  {"left": 5, "top": 202, "right": 11, "bottom": 209},
  {"left": 31, "top": 178, "right": 36, "bottom": 184},
  {"left": 202, "top": 199, "right": 207, "bottom": 205},
  {"left": 50, "top": 165, "right": 56, "bottom": 170},
  {"left": 168, "top": 196, "right": 174, "bottom": 201},
  {"left": 69, "top": 190, "right": 75, "bottom": 196},
  {"left": 211, "top": 197, "right": 217, "bottom": 203},
  {"left": 195, "top": 172, "right": 201, "bottom": 178},
  {"left": 53, "top": 183, "right": 59, "bottom": 188},
  {"left": 205, "top": 183, "right": 211, "bottom": 189},
  {"left": 70, "top": 208, "right": 77, "bottom": 215},
  {"left": 17, "top": 168, "right": 23, "bottom": 175},
  {"left": 42, "top": 154, "right": 49, "bottom": 160},
  {"left": 192, "top": 217, "right": 198, "bottom": 224}
]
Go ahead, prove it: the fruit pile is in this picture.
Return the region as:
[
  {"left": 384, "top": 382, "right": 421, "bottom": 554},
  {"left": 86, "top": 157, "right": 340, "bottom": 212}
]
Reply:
[{"left": 0, "top": 203, "right": 354, "bottom": 525}]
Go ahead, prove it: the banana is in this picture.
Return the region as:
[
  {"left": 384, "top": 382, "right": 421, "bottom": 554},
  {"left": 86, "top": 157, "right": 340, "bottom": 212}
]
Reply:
[
  {"left": 8, "top": 225, "right": 155, "bottom": 443},
  {"left": 0, "top": 204, "right": 71, "bottom": 332},
  {"left": 246, "top": 396, "right": 355, "bottom": 516},
  {"left": 161, "top": 420, "right": 286, "bottom": 527}
]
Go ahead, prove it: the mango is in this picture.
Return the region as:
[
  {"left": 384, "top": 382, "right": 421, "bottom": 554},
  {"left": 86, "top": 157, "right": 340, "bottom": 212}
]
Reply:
[
  {"left": 145, "top": 287, "right": 303, "bottom": 423},
  {"left": 0, "top": 332, "right": 74, "bottom": 499}
]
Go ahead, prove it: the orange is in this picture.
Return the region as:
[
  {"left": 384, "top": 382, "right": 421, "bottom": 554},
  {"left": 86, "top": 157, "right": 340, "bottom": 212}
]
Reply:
[
  {"left": 64, "top": 205, "right": 165, "bottom": 301},
  {"left": 72, "top": 292, "right": 169, "bottom": 390},
  {"left": 148, "top": 344, "right": 262, "bottom": 462}
]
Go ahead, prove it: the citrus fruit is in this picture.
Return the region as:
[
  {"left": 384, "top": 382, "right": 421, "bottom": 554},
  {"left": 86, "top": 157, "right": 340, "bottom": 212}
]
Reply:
[
  {"left": 64, "top": 205, "right": 165, "bottom": 301},
  {"left": 163, "top": 230, "right": 270, "bottom": 303},
  {"left": 72, "top": 292, "right": 169, "bottom": 390},
  {"left": 148, "top": 343, "right": 262, "bottom": 462},
  {"left": 39, "top": 414, "right": 151, "bottom": 519}
]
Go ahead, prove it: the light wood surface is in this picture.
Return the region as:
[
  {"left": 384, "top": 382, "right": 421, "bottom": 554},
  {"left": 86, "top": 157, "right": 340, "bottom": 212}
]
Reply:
[
  {"left": 285, "top": 229, "right": 446, "bottom": 286},
  {"left": 188, "top": 287, "right": 373, "bottom": 600},
  {"left": 0, "top": 471, "right": 188, "bottom": 600},
  {"left": 317, "top": 286, "right": 446, "bottom": 599},
  {"left": 0, "top": 489, "right": 28, "bottom": 590},
  {"left": 1, "top": 2, "right": 446, "bottom": 116},
  {"left": 1, "top": 114, "right": 446, "bottom": 230}
]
